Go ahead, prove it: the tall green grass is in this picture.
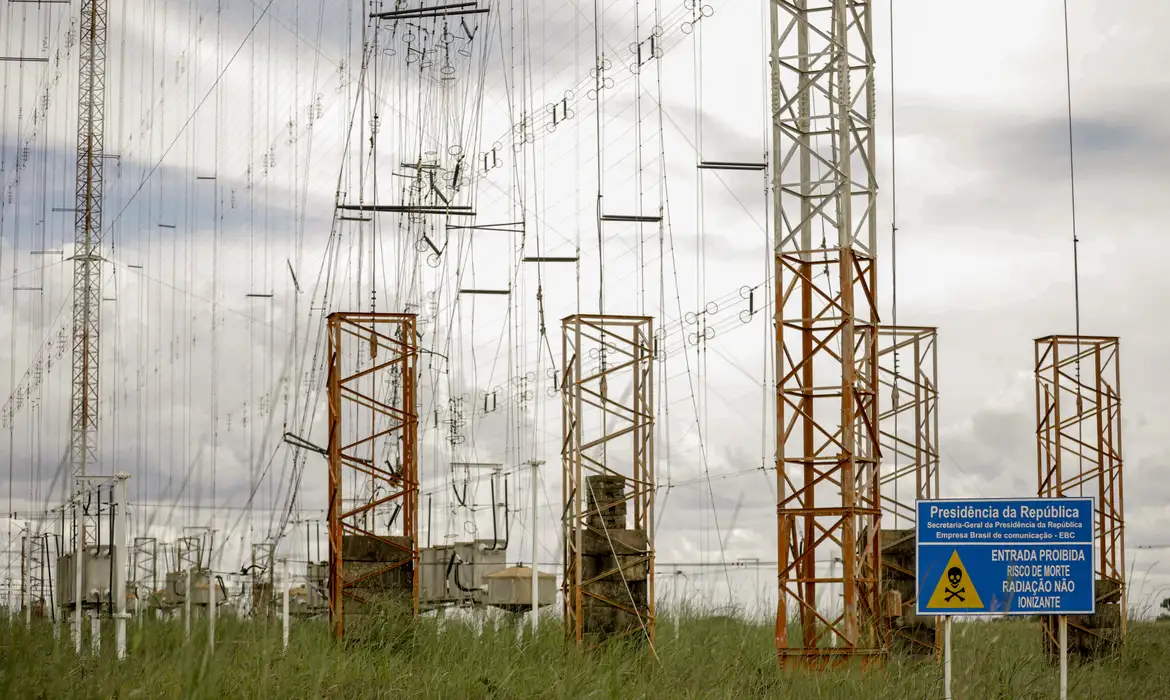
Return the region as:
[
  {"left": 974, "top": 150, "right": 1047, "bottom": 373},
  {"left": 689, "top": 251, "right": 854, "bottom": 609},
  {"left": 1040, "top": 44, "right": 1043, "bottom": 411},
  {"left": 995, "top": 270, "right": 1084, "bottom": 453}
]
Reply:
[{"left": 2, "top": 611, "right": 1168, "bottom": 698}]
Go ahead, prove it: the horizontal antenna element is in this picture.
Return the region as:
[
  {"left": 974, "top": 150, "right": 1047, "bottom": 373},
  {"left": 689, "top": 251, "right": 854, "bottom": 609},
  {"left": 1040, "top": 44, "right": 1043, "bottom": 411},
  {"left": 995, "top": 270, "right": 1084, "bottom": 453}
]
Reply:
[
  {"left": 600, "top": 214, "right": 662, "bottom": 223},
  {"left": 697, "top": 161, "right": 766, "bottom": 171}
]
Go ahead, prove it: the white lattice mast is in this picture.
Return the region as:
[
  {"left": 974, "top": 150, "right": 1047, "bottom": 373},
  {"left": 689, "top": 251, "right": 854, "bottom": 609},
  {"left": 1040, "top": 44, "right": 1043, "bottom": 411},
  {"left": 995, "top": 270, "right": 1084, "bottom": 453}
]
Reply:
[
  {"left": 72, "top": 0, "right": 108, "bottom": 475},
  {"left": 65, "top": 0, "right": 108, "bottom": 652},
  {"left": 71, "top": 0, "right": 107, "bottom": 510},
  {"left": 769, "top": 0, "right": 883, "bottom": 666}
]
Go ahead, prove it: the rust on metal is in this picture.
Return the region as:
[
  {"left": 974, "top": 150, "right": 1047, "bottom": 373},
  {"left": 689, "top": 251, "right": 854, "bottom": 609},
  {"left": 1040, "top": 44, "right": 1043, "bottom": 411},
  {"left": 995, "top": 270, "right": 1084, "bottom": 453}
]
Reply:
[
  {"left": 561, "top": 314, "right": 655, "bottom": 647},
  {"left": 774, "top": 250, "right": 884, "bottom": 667},
  {"left": 327, "top": 312, "right": 420, "bottom": 638},
  {"left": 1035, "top": 335, "right": 1125, "bottom": 657},
  {"left": 877, "top": 326, "right": 940, "bottom": 656},
  {"left": 769, "top": 0, "right": 884, "bottom": 667}
]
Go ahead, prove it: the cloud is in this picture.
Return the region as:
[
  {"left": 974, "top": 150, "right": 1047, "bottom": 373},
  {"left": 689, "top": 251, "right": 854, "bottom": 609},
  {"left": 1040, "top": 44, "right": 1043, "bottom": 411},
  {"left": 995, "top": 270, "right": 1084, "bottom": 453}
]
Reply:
[{"left": 1, "top": 0, "right": 1168, "bottom": 619}]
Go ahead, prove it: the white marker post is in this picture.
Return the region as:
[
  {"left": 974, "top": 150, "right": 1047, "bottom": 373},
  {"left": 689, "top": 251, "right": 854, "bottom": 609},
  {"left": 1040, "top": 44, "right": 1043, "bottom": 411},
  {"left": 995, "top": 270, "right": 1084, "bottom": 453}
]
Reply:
[
  {"left": 1059, "top": 615, "right": 1068, "bottom": 700},
  {"left": 90, "top": 610, "right": 100, "bottom": 655},
  {"left": 53, "top": 508, "right": 62, "bottom": 642},
  {"left": 943, "top": 615, "right": 952, "bottom": 700},
  {"left": 528, "top": 459, "right": 544, "bottom": 637},
  {"left": 209, "top": 575, "right": 217, "bottom": 653},
  {"left": 113, "top": 474, "right": 129, "bottom": 660},
  {"left": 281, "top": 558, "right": 290, "bottom": 651},
  {"left": 73, "top": 490, "right": 83, "bottom": 656},
  {"left": 672, "top": 571, "right": 680, "bottom": 639},
  {"left": 829, "top": 557, "right": 840, "bottom": 647},
  {"left": 53, "top": 510, "right": 61, "bottom": 642},
  {"left": 208, "top": 532, "right": 217, "bottom": 654},
  {"left": 23, "top": 531, "right": 31, "bottom": 629},
  {"left": 184, "top": 566, "right": 192, "bottom": 643}
]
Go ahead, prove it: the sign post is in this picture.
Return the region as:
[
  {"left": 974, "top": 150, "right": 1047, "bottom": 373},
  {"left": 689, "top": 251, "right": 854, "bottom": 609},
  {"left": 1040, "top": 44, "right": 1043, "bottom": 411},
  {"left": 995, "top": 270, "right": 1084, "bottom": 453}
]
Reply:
[
  {"left": 1060, "top": 615, "right": 1068, "bottom": 699},
  {"left": 943, "top": 615, "right": 952, "bottom": 700},
  {"left": 916, "top": 497, "right": 1094, "bottom": 699}
]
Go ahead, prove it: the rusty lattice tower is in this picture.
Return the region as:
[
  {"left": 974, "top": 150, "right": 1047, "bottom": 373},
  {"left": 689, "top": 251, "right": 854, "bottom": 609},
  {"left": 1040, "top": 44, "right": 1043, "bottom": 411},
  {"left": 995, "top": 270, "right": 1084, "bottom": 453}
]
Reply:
[
  {"left": 768, "top": 0, "right": 884, "bottom": 667},
  {"left": 561, "top": 315, "right": 655, "bottom": 647},
  {"left": 1035, "top": 335, "right": 1124, "bottom": 657},
  {"left": 877, "top": 326, "right": 939, "bottom": 654},
  {"left": 327, "top": 312, "right": 420, "bottom": 638}
]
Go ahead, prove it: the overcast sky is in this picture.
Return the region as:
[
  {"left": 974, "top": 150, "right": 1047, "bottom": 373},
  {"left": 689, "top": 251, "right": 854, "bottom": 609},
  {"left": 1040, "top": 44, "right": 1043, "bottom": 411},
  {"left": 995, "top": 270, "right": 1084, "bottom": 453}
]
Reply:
[{"left": 1, "top": 0, "right": 1168, "bottom": 616}]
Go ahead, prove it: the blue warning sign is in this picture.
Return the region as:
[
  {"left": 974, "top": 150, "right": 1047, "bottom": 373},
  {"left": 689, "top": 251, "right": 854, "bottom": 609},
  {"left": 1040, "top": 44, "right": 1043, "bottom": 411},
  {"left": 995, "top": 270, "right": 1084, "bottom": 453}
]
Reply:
[{"left": 915, "top": 498, "right": 1095, "bottom": 616}]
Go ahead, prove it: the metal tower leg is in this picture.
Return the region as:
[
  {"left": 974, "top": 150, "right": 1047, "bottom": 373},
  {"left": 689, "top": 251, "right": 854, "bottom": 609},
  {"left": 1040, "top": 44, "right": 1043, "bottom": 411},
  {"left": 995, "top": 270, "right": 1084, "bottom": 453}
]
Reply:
[
  {"left": 561, "top": 314, "right": 655, "bottom": 647},
  {"left": 131, "top": 537, "right": 158, "bottom": 616},
  {"left": 326, "top": 312, "right": 420, "bottom": 639},
  {"left": 1035, "top": 335, "right": 1125, "bottom": 658},
  {"left": 71, "top": 0, "right": 108, "bottom": 539},
  {"left": 66, "top": 0, "right": 109, "bottom": 648},
  {"left": 877, "top": 326, "right": 940, "bottom": 655},
  {"left": 769, "top": 0, "right": 884, "bottom": 668}
]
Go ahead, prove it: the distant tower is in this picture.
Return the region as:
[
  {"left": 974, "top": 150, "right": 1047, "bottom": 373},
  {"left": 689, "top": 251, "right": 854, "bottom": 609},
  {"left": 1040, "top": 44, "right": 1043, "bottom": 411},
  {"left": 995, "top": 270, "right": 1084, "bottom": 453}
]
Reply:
[
  {"left": 877, "top": 326, "right": 940, "bottom": 654},
  {"left": 1035, "top": 336, "right": 1124, "bottom": 656},
  {"left": 561, "top": 315, "right": 655, "bottom": 646},
  {"left": 326, "top": 313, "right": 420, "bottom": 638},
  {"left": 768, "top": 0, "right": 884, "bottom": 666},
  {"left": 72, "top": 0, "right": 108, "bottom": 510},
  {"left": 61, "top": 0, "right": 109, "bottom": 651}
]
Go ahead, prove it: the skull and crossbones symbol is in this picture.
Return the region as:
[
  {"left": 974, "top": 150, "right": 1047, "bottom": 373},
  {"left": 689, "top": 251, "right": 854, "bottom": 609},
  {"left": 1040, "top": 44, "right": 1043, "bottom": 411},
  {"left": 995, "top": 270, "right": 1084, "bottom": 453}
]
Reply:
[{"left": 944, "top": 567, "right": 966, "bottom": 602}]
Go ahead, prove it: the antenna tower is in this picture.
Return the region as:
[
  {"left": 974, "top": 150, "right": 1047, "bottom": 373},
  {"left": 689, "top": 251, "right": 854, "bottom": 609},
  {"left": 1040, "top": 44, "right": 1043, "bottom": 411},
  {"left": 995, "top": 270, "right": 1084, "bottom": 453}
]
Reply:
[
  {"left": 61, "top": 0, "right": 109, "bottom": 649},
  {"left": 877, "top": 326, "right": 939, "bottom": 654},
  {"left": 1035, "top": 336, "right": 1125, "bottom": 657},
  {"left": 561, "top": 314, "right": 656, "bottom": 646},
  {"left": 72, "top": 0, "right": 107, "bottom": 498},
  {"left": 326, "top": 312, "right": 420, "bottom": 638},
  {"left": 768, "top": 0, "right": 884, "bottom": 667}
]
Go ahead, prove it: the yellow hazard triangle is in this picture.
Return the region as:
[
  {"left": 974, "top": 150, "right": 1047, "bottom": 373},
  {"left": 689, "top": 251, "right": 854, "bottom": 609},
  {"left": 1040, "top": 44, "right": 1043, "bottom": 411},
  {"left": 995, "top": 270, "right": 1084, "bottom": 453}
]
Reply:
[{"left": 926, "top": 550, "right": 984, "bottom": 609}]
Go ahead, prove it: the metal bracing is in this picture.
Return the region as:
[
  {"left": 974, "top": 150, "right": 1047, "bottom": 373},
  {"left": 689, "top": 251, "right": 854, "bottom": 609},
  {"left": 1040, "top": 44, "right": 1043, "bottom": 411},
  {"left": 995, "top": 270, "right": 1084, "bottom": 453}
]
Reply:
[
  {"left": 877, "top": 326, "right": 939, "bottom": 655},
  {"left": 877, "top": 326, "right": 939, "bottom": 525},
  {"left": 250, "top": 541, "right": 276, "bottom": 617},
  {"left": 561, "top": 314, "right": 655, "bottom": 646},
  {"left": 176, "top": 528, "right": 210, "bottom": 574},
  {"left": 251, "top": 542, "right": 275, "bottom": 580},
  {"left": 1035, "top": 336, "right": 1125, "bottom": 651},
  {"left": 769, "top": 0, "right": 883, "bottom": 667},
  {"left": 29, "top": 531, "right": 51, "bottom": 619},
  {"left": 70, "top": 0, "right": 108, "bottom": 545},
  {"left": 131, "top": 537, "right": 158, "bottom": 604},
  {"left": 176, "top": 538, "right": 200, "bottom": 573},
  {"left": 326, "top": 312, "right": 420, "bottom": 638},
  {"left": 68, "top": 1, "right": 109, "bottom": 639}
]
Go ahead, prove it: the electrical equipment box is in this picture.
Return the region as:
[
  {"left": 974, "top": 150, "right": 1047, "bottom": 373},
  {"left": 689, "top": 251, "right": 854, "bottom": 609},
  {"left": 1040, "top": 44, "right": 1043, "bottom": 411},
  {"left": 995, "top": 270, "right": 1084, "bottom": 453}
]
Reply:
[
  {"left": 454, "top": 540, "right": 506, "bottom": 592},
  {"left": 162, "top": 569, "right": 227, "bottom": 607},
  {"left": 306, "top": 562, "right": 328, "bottom": 610},
  {"left": 56, "top": 546, "right": 116, "bottom": 607},
  {"left": 419, "top": 546, "right": 451, "bottom": 604},
  {"left": 484, "top": 567, "right": 557, "bottom": 613},
  {"left": 419, "top": 540, "right": 506, "bottom": 606}
]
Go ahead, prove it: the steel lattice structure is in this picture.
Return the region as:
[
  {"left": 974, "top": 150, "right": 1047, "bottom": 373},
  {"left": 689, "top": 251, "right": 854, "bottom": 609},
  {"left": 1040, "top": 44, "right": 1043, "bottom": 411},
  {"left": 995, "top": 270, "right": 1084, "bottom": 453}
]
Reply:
[
  {"left": 176, "top": 535, "right": 204, "bottom": 573},
  {"left": 175, "top": 526, "right": 213, "bottom": 574},
  {"left": 71, "top": 0, "right": 107, "bottom": 534},
  {"left": 561, "top": 315, "right": 655, "bottom": 646},
  {"left": 877, "top": 326, "right": 939, "bottom": 655},
  {"left": 1035, "top": 335, "right": 1125, "bottom": 653},
  {"left": 22, "top": 531, "right": 51, "bottom": 619},
  {"left": 327, "top": 312, "right": 420, "bottom": 638},
  {"left": 250, "top": 541, "right": 276, "bottom": 617},
  {"left": 769, "top": 0, "right": 883, "bottom": 667},
  {"left": 131, "top": 537, "right": 158, "bottom": 604},
  {"left": 67, "top": 0, "right": 109, "bottom": 644},
  {"left": 877, "top": 327, "right": 939, "bottom": 525}
]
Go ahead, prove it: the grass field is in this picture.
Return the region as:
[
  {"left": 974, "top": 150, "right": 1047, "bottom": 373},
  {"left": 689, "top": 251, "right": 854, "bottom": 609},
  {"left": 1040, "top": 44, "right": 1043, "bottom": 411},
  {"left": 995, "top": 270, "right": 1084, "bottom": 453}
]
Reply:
[{"left": 2, "top": 611, "right": 1169, "bottom": 699}]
